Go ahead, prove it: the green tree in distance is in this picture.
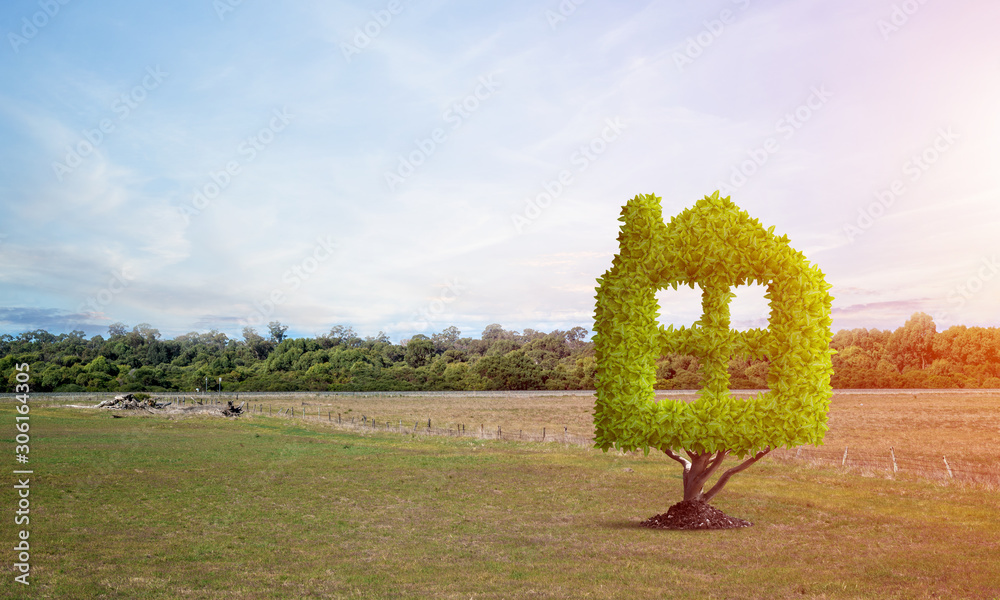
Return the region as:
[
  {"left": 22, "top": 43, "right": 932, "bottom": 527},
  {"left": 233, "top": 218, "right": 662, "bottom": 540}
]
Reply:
[
  {"left": 886, "top": 311, "right": 936, "bottom": 371},
  {"left": 268, "top": 321, "right": 289, "bottom": 344}
]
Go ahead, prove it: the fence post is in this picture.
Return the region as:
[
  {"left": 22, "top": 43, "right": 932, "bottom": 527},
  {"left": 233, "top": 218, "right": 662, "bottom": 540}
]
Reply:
[
  {"left": 943, "top": 456, "right": 954, "bottom": 479},
  {"left": 842, "top": 446, "right": 848, "bottom": 467},
  {"left": 890, "top": 447, "right": 898, "bottom": 474},
  {"left": 543, "top": 427, "right": 546, "bottom": 441}
]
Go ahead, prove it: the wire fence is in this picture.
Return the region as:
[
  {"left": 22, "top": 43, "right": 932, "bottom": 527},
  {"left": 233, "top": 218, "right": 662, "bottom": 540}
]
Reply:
[
  {"left": 769, "top": 445, "right": 1000, "bottom": 489},
  {"left": 252, "top": 401, "right": 1000, "bottom": 489},
  {"left": 10, "top": 393, "right": 999, "bottom": 490},
  {"left": 248, "top": 401, "right": 599, "bottom": 447}
]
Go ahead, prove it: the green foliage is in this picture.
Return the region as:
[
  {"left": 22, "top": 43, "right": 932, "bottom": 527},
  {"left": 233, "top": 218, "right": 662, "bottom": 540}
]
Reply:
[
  {"left": 827, "top": 319, "right": 1000, "bottom": 388},
  {"left": 0, "top": 324, "right": 596, "bottom": 393},
  {"left": 473, "top": 350, "right": 545, "bottom": 390},
  {"left": 404, "top": 335, "right": 435, "bottom": 368},
  {"left": 593, "top": 192, "right": 835, "bottom": 458}
]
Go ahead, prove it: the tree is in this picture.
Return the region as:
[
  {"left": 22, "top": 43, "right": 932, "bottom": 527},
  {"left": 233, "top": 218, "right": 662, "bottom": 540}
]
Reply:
[
  {"left": 325, "top": 325, "right": 359, "bottom": 347},
  {"left": 365, "top": 331, "right": 391, "bottom": 345},
  {"left": 108, "top": 322, "right": 128, "bottom": 338},
  {"left": 482, "top": 323, "right": 515, "bottom": 341},
  {"left": 134, "top": 323, "right": 161, "bottom": 343},
  {"left": 404, "top": 335, "right": 434, "bottom": 368},
  {"left": 242, "top": 326, "right": 273, "bottom": 360},
  {"left": 567, "top": 326, "right": 589, "bottom": 347},
  {"left": 886, "top": 312, "right": 936, "bottom": 372},
  {"left": 268, "top": 321, "right": 289, "bottom": 344},
  {"left": 431, "top": 326, "right": 461, "bottom": 352},
  {"left": 473, "top": 350, "right": 544, "bottom": 390},
  {"left": 594, "top": 193, "right": 834, "bottom": 523}
]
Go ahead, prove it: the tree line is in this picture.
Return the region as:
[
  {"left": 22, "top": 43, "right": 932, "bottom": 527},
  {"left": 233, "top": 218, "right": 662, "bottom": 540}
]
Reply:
[
  {"left": 1, "top": 312, "right": 997, "bottom": 393},
  {"left": 0, "top": 322, "right": 595, "bottom": 393}
]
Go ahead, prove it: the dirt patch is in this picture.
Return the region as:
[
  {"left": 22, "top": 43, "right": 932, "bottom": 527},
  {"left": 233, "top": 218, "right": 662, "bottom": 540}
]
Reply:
[{"left": 641, "top": 500, "right": 751, "bottom": 530}]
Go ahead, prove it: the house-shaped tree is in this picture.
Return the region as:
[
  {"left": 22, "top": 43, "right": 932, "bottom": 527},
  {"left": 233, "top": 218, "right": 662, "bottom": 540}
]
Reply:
[{"left": 593, "top": 192, "right": 834, "bottom": 523}]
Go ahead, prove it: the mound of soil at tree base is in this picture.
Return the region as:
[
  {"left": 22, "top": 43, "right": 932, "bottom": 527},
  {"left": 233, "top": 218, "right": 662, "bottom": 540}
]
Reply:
[{"left": 641, "top": 500, "right": 751, "bottom": 530}]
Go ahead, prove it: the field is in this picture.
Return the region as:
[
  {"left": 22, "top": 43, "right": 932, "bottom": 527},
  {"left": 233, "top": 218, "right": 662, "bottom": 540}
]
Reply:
[
  {"left": 157, "top": 389, "right": 1000, "bottom": 482},
  {"left": 3, "top": 391, "right": 1000, "bottom": 599}
]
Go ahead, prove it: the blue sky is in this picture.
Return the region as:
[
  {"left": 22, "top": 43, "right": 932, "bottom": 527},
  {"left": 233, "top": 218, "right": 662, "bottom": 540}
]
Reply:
[{"left": 1, "top": 0, "right": 998, "bottom": 342}]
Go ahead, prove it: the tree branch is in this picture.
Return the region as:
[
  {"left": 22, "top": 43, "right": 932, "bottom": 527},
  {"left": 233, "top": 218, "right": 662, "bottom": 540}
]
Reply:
[
  {"left": 702, "top": 447, "right": 771, "bottom": 503},
  {"left": 663, "top": 449, "right": 690, "bottom": 469},
  {"left": 686, "top": 450, "right": 728, "bottom": 501},
  {"left": 664, "top": 449, "right": 693, "bottom": 497}
]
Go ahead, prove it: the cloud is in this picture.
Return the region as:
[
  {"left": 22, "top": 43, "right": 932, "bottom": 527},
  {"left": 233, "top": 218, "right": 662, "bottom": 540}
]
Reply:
[
  {"left": 0, "top": 307, "right": 96, "bottom": 336},
  {"left": 831, "top": 300, "right": 930, "bottom": 330}
]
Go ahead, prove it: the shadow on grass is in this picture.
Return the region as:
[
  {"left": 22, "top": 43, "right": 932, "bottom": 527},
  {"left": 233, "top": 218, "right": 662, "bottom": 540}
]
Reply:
[{"left": 595, "top": 519, "right": 648, "bottom": 530}]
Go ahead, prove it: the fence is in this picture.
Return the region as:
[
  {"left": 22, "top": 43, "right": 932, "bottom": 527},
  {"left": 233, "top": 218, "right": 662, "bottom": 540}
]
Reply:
[
  {"left": 241, "top": 400, "right": 1000, "bottom": 488},
  {"left": 769, "top": 445, "right": 1000, "bottom": 489},
  {"left": 9, "top": 393, "right": 999, "bottom": 489},
  {"left": 238, "top": 400, "right": 598, "bottom": 447}
]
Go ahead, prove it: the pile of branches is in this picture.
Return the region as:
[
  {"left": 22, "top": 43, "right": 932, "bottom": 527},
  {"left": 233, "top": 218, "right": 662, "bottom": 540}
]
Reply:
[
  {"left": 96, "top": 393, "right": 171, "bottom": 410},
  {"left": 221, "top": 400, "right": 246, "bottom": 417}
]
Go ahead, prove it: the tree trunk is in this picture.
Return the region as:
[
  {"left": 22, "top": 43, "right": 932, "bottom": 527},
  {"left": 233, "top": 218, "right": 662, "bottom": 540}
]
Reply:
[{"left": 664, "top": 447, "right": 771, "bottom": 503}]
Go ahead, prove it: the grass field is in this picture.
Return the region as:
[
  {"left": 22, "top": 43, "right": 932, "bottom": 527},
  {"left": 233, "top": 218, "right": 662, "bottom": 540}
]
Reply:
[
  {"left": 3, "top": 393, "right": 1000, "bottom": 599},
  {"left": 157, "top": 389, "right": 1000, "bottom": 480},
  {"left": 74, "top": 389, "right": 999, "bottom": 460}
]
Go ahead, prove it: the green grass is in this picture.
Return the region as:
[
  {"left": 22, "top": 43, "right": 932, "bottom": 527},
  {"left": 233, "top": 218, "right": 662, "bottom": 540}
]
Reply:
[{"left": 3, "top": 405, "right": 1000, "bottom": 599}]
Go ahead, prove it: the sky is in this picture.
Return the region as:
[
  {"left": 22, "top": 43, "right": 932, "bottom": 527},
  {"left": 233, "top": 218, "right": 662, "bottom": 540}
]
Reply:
[{"left": 1, "top": 0, "right": 998, "bottom": 343}]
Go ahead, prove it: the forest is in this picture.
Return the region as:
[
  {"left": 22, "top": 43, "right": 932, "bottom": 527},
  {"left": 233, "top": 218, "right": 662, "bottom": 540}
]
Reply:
[{"left": 1, "top": 312, "right": 998, "bottom": 393}]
